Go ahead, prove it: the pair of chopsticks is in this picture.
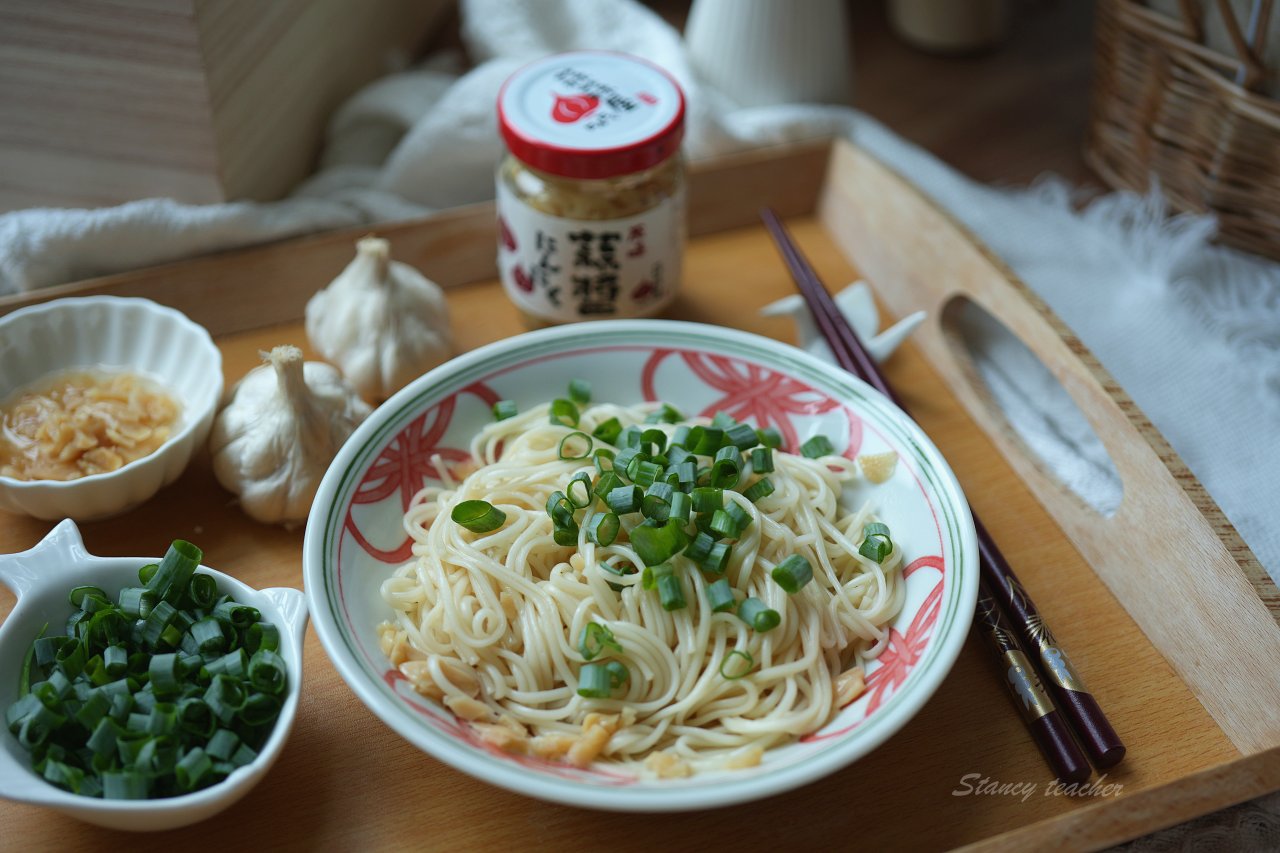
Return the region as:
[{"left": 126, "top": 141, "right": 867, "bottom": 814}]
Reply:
[{"left": 761, "top": 209, "right": 1125, "bottom": 783}]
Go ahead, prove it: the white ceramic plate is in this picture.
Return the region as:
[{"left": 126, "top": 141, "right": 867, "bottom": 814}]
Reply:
[{"left": 304, "top": 320, "right": 977, "bottom": 811}]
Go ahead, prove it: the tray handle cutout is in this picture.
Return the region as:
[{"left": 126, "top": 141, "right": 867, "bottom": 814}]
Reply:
[{"left": 940, "top": 294, "right": 1123, "bottom": 518}]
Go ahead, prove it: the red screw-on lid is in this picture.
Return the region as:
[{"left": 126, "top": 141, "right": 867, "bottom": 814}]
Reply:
[{"left": 497, "top": 51, "right": 686, "bottom": 181}]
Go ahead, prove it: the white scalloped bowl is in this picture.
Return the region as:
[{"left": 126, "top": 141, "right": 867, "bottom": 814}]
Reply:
[
  {"left": 0, "top": 297, "right": 222, "bottom": 521},
  {"left": 0, "top": 520, "right": 308, "bottom": 831},
  {"left": 304, "top": 320, "right": 979, "bottom": 811}
]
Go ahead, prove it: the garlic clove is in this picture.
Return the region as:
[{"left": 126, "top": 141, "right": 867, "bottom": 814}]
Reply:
[
  {"left": 305, "top": 236, "right": 454, "bottom": 401},
  {"left": 358, "top": 235, "right": 391, "bottom": 281},
  {"left": 209, "top": 345, "right": 370, "bottom": 526}
]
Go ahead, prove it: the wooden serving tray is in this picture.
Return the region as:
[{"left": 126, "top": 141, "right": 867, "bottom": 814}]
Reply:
[{"left": 2, "top": 139, "right": 1278, "bottom": 851}]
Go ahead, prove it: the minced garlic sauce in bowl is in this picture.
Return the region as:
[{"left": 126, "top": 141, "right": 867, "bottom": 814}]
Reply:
[{"left": 0, "top": 368, "right": 181, "bottom": 481}]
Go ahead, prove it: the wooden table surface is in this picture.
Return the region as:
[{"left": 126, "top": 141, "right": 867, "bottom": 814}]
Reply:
[{"left": 0, "top": 217, "right": 1240, "bottom": 851}]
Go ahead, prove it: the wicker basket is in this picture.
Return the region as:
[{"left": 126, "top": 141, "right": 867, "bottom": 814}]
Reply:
[{"left": 1086, "top": 0, "right": 1280, "bottom": 260}]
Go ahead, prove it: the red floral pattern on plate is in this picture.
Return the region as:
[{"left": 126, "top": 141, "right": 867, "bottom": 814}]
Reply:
[
  {"left": 864, "top": 579, "right": 945, "bottom": 713},
  {"left": 641, "top": 349, "right": 862, "bottom": 456},
  {"left": 801, "top": 556, "right": 946, "bottom": 743},
  {"left": 344, "top": 381, "right": 499, "bottom": 562}
]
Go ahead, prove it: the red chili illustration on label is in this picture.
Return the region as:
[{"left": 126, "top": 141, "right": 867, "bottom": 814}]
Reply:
[
  {"left": 551, "top": 92, "right": 599, "bottom": 123},
  {"left": 512, "top": 265, "right": 534, "bottom": 293},
  {"left": 498, "top": 215, "right": 517, "bottom": 251}
]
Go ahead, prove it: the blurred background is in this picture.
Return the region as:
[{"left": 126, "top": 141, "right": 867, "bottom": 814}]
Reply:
[{"left": 0, "top": 0, "right": 1094, "bottom": 211}]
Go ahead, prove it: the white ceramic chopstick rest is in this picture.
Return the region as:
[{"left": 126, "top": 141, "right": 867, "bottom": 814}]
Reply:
[{"left": 761, "top": 281, "right": 926, "bottom": 364}]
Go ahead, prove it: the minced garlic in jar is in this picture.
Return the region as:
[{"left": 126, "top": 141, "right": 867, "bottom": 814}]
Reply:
[
  {"left": 0, "top": 368, "right": 180, "bottom": 481},
  {"left": 496, "top": 52, "right": 686, "bottom": 325}
]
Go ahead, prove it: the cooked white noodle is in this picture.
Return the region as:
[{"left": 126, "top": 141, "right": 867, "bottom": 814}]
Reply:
[{"left": 379, "top": 401, "right": 904, "bottom": 773}]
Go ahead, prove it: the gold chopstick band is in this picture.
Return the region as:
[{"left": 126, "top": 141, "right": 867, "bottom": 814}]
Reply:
[
  {"left": 1037, "top": 644, "right": 1088, "bottom": 694},
  {"left": 1006, "top": 575, "right": 1090, "bottom": 694},
  {"left": 1003, "top": 650, "right": 1056, "bottom": 721}
]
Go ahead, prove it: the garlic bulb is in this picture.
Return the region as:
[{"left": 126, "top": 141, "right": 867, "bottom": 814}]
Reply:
[
  {"left": 210, "top": 345, "right": 371, "bottom": 525},
  {"left": 305, "top": 236, "right": 453, "bottom": 400}
]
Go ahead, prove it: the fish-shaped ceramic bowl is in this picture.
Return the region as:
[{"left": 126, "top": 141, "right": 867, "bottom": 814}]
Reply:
[{"left": 0, "top": 521, "right": 307, "bottom": 831}]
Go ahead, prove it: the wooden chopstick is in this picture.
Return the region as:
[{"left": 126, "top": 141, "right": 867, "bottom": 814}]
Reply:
[
  {"left": 761, "top": 209, "right": 1124, "bottom": 779},
  {"left": 973, "top": 577, "right": 1092, "bottom": 784}
]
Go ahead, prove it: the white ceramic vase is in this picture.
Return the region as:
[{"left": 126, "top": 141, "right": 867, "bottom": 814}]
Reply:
[{"left": 684, "top": 0, "right": 853, "bottom": 107}]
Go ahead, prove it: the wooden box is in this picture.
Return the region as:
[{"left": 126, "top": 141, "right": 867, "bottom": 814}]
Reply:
[{"left": 0, "top": 0, "right": 451, "bottom": 212}]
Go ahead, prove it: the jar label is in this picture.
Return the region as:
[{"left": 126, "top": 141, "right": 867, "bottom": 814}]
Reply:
[{"left": 496, "top": 180, "right": 684, "bottom": 321}]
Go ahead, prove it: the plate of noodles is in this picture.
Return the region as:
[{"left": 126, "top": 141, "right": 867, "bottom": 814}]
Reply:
[{"left": 303, "top": 320, "right": 978, "bottom": 811}]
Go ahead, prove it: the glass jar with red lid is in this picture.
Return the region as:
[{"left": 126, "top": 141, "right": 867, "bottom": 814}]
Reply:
[{"left": 496, "top": 51, "right": 686, "bottom": 325}]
